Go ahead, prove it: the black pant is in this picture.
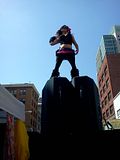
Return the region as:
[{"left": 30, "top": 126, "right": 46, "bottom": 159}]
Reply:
[{"left": 54, "top": 54, "right": 77, "bottom": 72}]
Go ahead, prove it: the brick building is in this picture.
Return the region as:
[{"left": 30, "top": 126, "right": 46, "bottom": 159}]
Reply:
[
  {"left": 3, "top": 83, "right": 40, "bottom": 131},
  {"left": 96, "top": 25, "right": 120, "bottom": 120}
]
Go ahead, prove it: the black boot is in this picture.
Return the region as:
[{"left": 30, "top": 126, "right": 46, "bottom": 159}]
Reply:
[
  {"left": 71, "top": 68, "right": 79, "bottom": 78},
  {"left": 51, "top": 69, "right": 60, "bottom": 78}
]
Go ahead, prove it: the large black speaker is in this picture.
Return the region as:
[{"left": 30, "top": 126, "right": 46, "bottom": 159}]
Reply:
[
  {"left": 41, "top": 77, "right": 76, "bottom": 136},
  {"left": 71, "top": 76, "right": 103, "bottom": 132}
]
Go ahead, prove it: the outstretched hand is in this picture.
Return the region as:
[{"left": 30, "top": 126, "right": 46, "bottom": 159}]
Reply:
[{"left": 49, "top": 36, "right": 56, "bottom": 43}]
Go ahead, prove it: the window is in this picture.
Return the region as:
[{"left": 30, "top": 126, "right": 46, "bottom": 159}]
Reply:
[
  {"left": 10, "top": 90, "right": 17, "bottom": 96},
  {"left": 108, "top": 91, "right": 112, "bottom": 101},
  {"left": 104, "top": 96, "right": 107, "bottom": 105},
  {"left": 32, "top": 90, "right": 35, "bottom": 97},
  {"left": 106, "top": 109, "right": 109, "bottom": 117},
  {"left": 101, "top": 73, "right": 105, "bottom": 82},
  {"left": 10, "top": 90, "right": 13, "bottom": 94},
  {"left": 110, "top": 105, "right": 114, "bottom": 115},
  {"left": 104, "top": 65, "right": 107, "bottom": 77},
  {"left": 19, "top": 89, "right": 26, "bottom": 95},
  {"left": 103, "top": 84, "right": 106, "bottom": 93},
  {"left": 106, "top": 78, "right": 109, "bottom": 88},
  {"left": 100, "top": 90, "right": 103, "bottom": 98},
  {"left": 32, "top": 91, "right": 34, "bottom": 96},
  {"left": 101, "top": 100, "right": 104, "bottom": 108},
  {"left": 13, "top": 90, "right": 17, "bottom": 97}
]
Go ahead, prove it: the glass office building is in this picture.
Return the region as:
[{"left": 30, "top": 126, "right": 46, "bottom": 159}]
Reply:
[{"left": 96, "top": 26, "right": 120, "bottom": 73}]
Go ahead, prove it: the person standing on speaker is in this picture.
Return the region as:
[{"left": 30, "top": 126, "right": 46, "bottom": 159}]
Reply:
[{"left": 49, "top": 25, "right": 79, "bottom": 78}]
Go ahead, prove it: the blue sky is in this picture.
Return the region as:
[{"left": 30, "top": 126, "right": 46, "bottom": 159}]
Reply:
[{"left": 0, "top": 0, "right": 120, "bottom": 95}]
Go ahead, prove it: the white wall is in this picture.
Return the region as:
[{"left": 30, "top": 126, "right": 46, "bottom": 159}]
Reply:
[{"left": 114, "top": 92, "right": 120, "bottom": 119}]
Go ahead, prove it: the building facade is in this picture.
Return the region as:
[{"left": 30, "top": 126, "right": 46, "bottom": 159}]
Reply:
[
  {"left": 96, "top": 25, "right": 120, "bottom": 121},
  {"left": 3, "top": 83, "right": 40, "bottom": 131}
]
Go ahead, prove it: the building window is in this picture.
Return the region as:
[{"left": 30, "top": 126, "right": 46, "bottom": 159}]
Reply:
[
  {"left": 104, "top": 65, "right": 107, "bottom": 77},
  {"left": 108, "top": 91, "right": 112, "bottom": 101},
  {"left": 19, "top": 89, "right": 26, "bottom": 95},
  {"left": 32, "top": 90, "right": 35, "bottom": 98},
  {"left": 106, "top": 109, "right": 109, "bottom": 117},
  {"left": 13, "top": 90, "right": 17, "bottom": 95},
  {"left": 99, "top": 79, "right": 101, "bottom": 87},
  {"left": 110, "top": 105, "right": 114, "bottom": 115},
  {"left": 100, "top": 90, "right": 103, "bottom": 98},
  {"left": 103, "top": 84, "right": 106, "bottom": 93},
  {"left": 101, "top": 100, "right": 104, "bottom": 108},
  {"left": 104, "top": 96, "right": 107, "bottom": 106},
  {"left": 106, "top": 78, "right": 109, "bottom": 89},
  {"left": 117, "top": 109, "right": 120, "bottom": 118},
  {"left": 101, "top": 73, "right": 105, "bottom": 82},
  {"left": 9, "top": 90, "right": 13, "bottom": 94},
  {"left": 10, "top": 90, "right": 17, "bottom": 96}
]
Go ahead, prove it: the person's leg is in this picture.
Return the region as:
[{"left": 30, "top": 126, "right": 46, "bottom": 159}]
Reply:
[
  {"left": 51, "top": 55, "right": 63, "bottom": 77},
  {"left": 68, "top": 55, "right": 77, "bottom": 70},
  {"left": 67, "top": 55, "right": 79, "bottom": 78},
  {"left": 55, "top": 55, "right": 63, "bottom": 71}
]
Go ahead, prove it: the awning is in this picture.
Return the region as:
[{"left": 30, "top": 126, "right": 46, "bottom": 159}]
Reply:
[{"left": 0, "top": 85, "right": 25, "bottom": 121}]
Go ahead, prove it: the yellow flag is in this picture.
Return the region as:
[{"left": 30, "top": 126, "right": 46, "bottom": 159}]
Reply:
[{"left": 14, "top": 120, "right": 30, "bottom": 160}]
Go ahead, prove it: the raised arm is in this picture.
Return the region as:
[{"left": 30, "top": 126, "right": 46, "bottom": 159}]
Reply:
[{"left": 50, "top": 37, "right": 60, "bottom": 46}]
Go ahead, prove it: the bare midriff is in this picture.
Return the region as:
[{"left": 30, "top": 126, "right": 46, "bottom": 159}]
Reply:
[{"left": 60, "top": 44, "right": 72, "bottom": 49}]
